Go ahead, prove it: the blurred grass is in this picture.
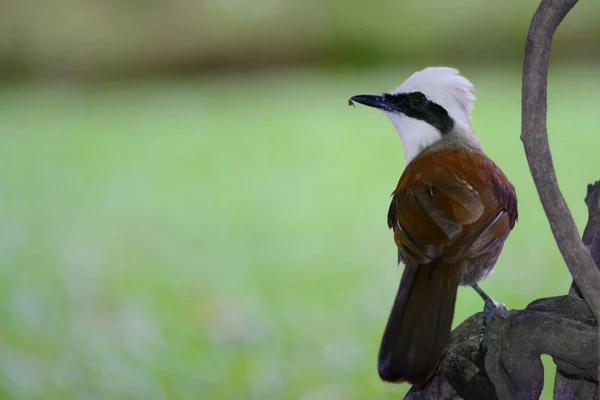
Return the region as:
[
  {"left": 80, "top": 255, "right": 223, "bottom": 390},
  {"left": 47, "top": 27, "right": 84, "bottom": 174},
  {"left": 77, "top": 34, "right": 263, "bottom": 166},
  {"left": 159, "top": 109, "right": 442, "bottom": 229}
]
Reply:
[{"left": 0, "top": 63, "right": 599, "bottom": 399}]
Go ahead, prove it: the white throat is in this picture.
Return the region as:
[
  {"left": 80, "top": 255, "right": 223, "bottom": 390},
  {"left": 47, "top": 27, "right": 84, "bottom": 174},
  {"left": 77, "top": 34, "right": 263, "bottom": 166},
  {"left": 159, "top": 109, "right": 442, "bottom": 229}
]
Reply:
[
  {"left": 385, "top": 112, "right": 481, "bottom": 165},
  {"left": 386, "top": 112, "right": 442, "bottom": 164}
]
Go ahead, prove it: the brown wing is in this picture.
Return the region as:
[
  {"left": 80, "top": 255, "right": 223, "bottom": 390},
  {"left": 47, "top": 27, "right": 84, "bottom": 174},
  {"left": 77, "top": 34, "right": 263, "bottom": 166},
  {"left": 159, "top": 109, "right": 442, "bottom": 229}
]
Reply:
[{"left": 389, "top": 148, "right": 517, "bottom": 266}]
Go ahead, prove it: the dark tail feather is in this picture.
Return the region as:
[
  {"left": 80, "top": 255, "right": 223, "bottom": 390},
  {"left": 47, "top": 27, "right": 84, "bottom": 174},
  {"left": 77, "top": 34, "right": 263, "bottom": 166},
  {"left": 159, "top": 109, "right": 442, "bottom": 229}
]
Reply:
[{"left": 378, "top": 260, "right": 461, "bottom": 386}]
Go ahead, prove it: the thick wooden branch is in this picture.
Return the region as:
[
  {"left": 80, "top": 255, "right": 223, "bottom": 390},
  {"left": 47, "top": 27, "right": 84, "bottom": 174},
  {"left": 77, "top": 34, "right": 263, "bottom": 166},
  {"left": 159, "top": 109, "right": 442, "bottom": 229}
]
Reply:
[
  {"left": 520, "top": 0, "right": 600, "bottom": 323},
  {"left": 404, "top": 296, "right": 598, "bottom": 400},
  {"left": 554, "top": 181, "right": 600, "bottom": 399},
  {"left": 582, "top": 182, "right": 600, "bottom": 266}
]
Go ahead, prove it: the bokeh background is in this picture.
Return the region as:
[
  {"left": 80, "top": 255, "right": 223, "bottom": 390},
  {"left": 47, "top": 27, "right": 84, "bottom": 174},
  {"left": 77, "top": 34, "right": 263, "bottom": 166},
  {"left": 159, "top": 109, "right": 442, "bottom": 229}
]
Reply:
[{"left": 1, "top": 1, "right": 599, "bottom": 399}]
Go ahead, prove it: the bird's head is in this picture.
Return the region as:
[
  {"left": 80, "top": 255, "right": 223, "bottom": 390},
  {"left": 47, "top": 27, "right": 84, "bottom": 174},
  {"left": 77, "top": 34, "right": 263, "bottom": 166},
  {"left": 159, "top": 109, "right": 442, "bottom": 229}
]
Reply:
[{"left": 350, "top": 67, "right": 480, "bottom": 164}]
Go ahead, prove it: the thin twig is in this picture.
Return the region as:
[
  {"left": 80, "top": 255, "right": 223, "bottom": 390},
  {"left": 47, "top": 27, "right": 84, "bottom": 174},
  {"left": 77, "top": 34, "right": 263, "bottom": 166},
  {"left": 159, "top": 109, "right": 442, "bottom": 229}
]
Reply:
[{"left": 520, "top": 0, "right": 600, "bottom": 324}]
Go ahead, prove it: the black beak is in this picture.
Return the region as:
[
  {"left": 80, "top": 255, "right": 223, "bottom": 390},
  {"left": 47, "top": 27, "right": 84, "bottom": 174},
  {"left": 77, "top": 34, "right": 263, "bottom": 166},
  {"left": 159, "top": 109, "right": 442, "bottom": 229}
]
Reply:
[{"left": 349, "top": 94, "right": 393, "bottom": 111}]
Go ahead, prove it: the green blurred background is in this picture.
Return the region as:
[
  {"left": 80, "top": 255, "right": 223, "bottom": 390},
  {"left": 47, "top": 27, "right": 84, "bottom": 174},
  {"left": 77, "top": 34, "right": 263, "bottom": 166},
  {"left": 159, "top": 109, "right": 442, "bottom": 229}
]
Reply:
[{"left": 1, "top": 1, "right": 599, "bottom": 399}]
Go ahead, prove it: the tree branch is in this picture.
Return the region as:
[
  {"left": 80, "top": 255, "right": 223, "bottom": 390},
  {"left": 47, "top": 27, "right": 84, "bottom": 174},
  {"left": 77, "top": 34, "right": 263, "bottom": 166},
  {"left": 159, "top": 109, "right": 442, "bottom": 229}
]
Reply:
[
  {"left": 582, "top": 182, "right": 600, "bottom": 267},
  {"left": 554, "top": 181, "right": 600, "bottom": 399},
  {"left": 404, "top": 293, "right": 598, "bottom": 400},
  {"left": 520, "top": 0, "right": 600, "bottom": 324}
]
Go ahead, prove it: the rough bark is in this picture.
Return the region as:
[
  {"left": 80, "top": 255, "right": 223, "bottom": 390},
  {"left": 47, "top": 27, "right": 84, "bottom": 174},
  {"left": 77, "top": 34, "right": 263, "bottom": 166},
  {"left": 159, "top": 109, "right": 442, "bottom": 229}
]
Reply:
[
  {"left": 554, "top": 183, "right": 600, "bottom": 399},
  {"left": 405, "top": 268, "right": 599, "bottom": 399}
]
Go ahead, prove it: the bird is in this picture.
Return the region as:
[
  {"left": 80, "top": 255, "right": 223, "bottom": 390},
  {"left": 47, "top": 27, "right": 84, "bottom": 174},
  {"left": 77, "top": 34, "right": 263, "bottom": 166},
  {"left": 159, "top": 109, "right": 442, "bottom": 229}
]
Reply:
[{"left": 348, "top": 67, "right": 518, "bottom": 386}]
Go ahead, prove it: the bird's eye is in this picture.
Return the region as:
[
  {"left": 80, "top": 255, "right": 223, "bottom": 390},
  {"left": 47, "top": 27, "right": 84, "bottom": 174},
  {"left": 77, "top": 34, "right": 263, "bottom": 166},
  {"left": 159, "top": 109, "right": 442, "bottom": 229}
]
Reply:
[{"left": 410, "top": 93, "right": 427, "bottom": 108}]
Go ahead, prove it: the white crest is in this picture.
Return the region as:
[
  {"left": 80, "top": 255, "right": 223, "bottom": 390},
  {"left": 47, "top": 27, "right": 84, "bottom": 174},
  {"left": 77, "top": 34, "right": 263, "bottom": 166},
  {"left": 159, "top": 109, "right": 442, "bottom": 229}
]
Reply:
[
  {"left": 393, "top": 66, "right": 476, "bottom": 125},
  {"left": 385, "top": 66, "right": 481, "bottom": 165}
]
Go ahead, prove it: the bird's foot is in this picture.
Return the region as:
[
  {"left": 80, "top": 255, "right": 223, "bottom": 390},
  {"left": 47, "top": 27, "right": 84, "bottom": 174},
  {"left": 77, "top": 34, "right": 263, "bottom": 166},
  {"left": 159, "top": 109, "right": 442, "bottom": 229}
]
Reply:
[
  {"left": 471, "top": 284, "right": 506, "bottom": 354},
  {"left": 479, "top": 297, "right": 504, "bottom": 350}
]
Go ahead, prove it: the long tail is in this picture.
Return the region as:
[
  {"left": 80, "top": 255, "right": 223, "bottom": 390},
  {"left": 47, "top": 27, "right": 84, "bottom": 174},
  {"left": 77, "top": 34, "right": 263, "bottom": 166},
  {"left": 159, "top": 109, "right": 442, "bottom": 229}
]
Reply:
[{"left": 378, "top": 260, "right": 462, "bottom": 386}]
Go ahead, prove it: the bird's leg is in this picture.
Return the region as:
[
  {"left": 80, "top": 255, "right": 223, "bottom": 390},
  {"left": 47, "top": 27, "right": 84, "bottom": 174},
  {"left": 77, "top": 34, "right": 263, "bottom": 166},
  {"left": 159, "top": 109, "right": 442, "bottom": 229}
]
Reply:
[{"left": 471, "top": 284, "right": 505, "bottom": 353}]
